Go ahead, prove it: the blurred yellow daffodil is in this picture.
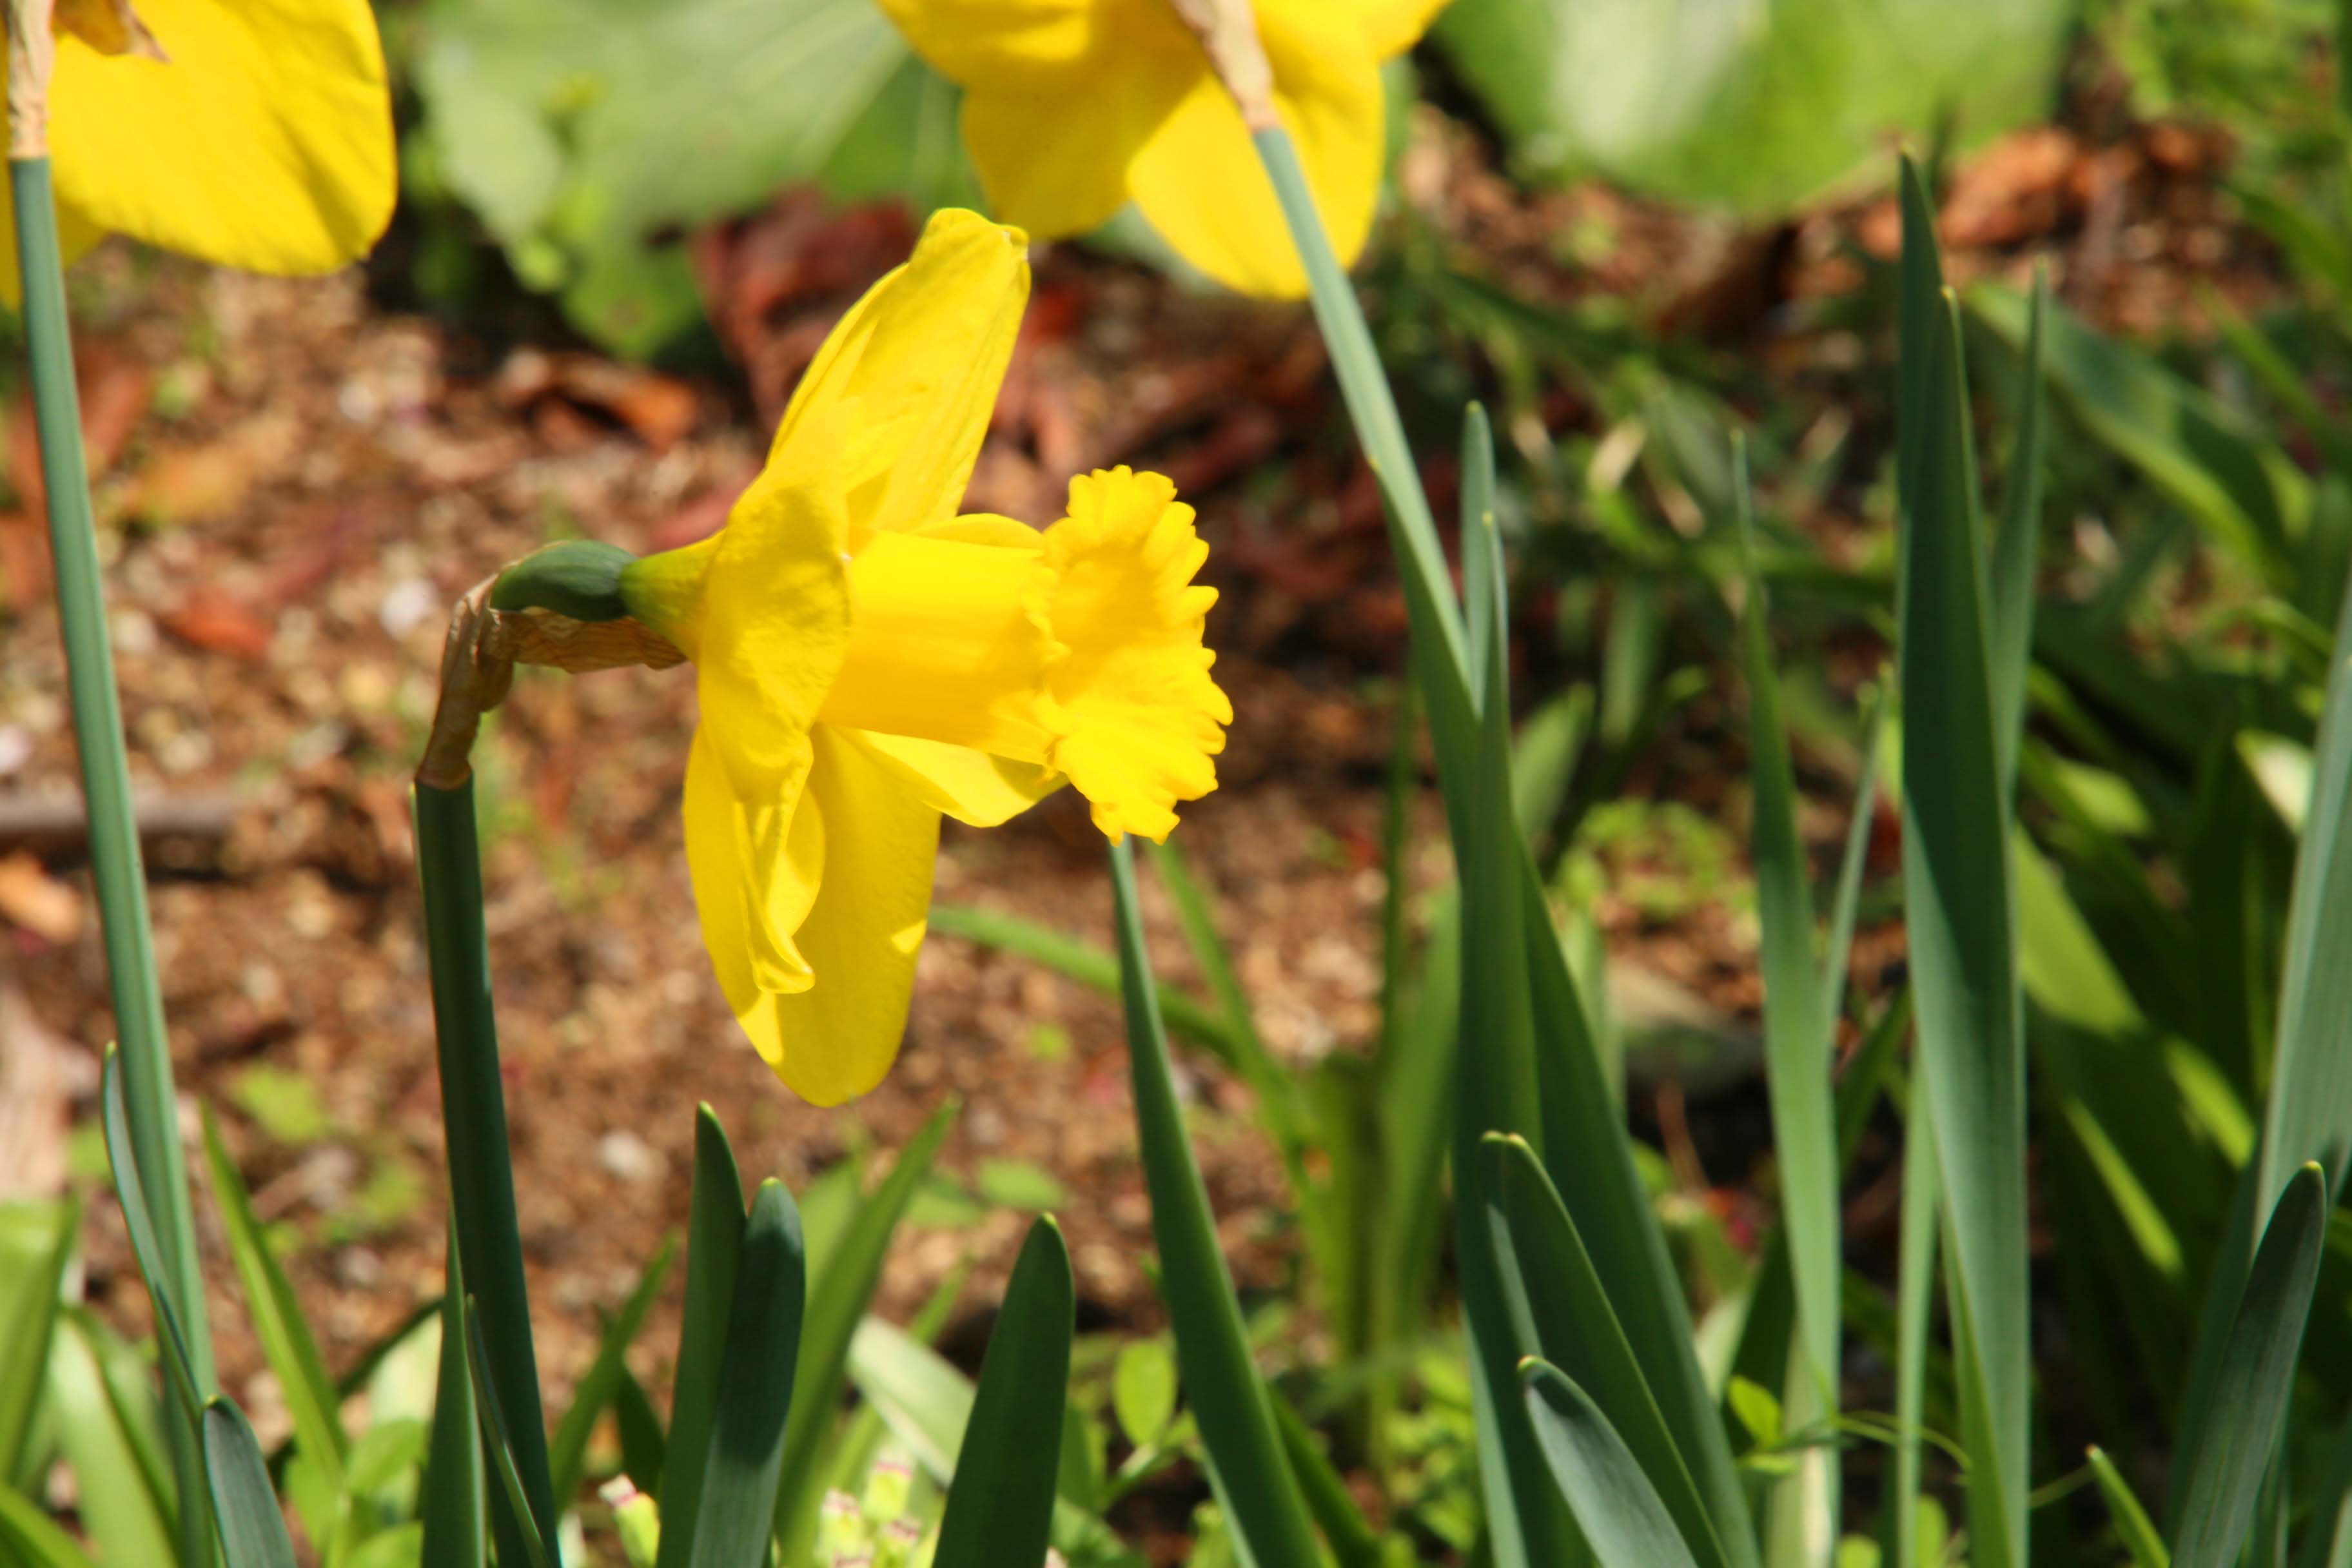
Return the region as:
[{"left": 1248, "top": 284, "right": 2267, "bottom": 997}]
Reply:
[
  {"left": 2, "top": 0, "right": 395, "bottom": 299},
  {"left": 874, "top": 0, "right": 1441, "bottom": 298},
  {"left": 620, "top": 209, "right": 1230, "bottom": 1105}
]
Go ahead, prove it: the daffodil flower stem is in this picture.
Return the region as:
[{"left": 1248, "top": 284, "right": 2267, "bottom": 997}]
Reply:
[
  {"left": 1251, "top": 122, "right": 1588, "bottom": 1558},
  {"left": 414, "top": 776, "right": 564, "bottom": 1564},
  {"left": 1250, "top": 126, "right": 1471, "bottom": 705},
  {"left": 12, "top": 152, "right": 218, "bottom": 1567}
]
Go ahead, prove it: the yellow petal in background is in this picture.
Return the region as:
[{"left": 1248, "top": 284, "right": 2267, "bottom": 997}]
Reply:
[
  {"left": 52, "top": 0, "right": 395, "bottom": 274},
  {"left": 1125, "top": 11, "right": 1382, "bottom": 297},
  {"left": 750, "top": 727, "right": 944, "bottom": 1106},
  {"left": 1349, "top": 0, "right": 1454, "bottom": 60}
]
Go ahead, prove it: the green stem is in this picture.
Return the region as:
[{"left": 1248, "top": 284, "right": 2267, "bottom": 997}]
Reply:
[
  {"left": 1252, "top": 128, "right": 1469, "bottom": 693},
  {"left": 12, "top": 153, "right": 217, "bottom": 1566},
  {"left": 414, "top": 779, "right": 561, "bottom": 1562}
]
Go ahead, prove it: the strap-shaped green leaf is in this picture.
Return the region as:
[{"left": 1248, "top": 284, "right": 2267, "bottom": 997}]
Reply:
[
  {"left": 933, "top": 1217, "right": 1073, "bottom": 1568},
  {"left": 2086, "top": 1446, "right": 2168, "bottom": 1568},
  {"left": 1484, "top": 1134, "right": 1730, "bottom": 1568},
  {"left": 0, "top": 1197, "right": 79, "bottom": 1480},
  {"left": 1110, "top": 838, "right": 1323, "bottom": 1566},
  {"left": 201, "top": 1108, "right": 348, "bottom": 1514},
  {"left": 461, "top": 1297, "right": 558, "bottom": 1568},
  {"left": 419, "top": 1215, "right": 485, "bottom": 1568},
  {"left": 770, "top": 1102, "right": 950, "bottom": 1553},
  {"left": 691, "top": 1179, "right": 806, "bottom": 1568},
  {"left": 2172, "top": 1164, "right": 2328, "bottom": 1568},
  {"left": 201, "top": 1398, "right": 298, "bottom": 1568},
  {"left": 1894, "top": 155, "right": 2030, "bottom": 1568},
  {"left": 657, "top": 1104, "right": 746, "bottom": 1568},
  {"left": 0, "top": 1480, "right": 101, "bottom": 1568},
  {"left": 1522, "top": 1360, "right": 1702, "bottom": 1568}
]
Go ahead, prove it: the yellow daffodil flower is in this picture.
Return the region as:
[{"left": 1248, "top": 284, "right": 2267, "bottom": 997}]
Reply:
[
  {"left": 1, "top": 0, "right": 395, "bottom": 299},
  {"left": 620, "top": 209, "right": 1230, "bottom": 1105},
  {"left": 874, "top": 0, "right": 1444, "bottom": 298}
]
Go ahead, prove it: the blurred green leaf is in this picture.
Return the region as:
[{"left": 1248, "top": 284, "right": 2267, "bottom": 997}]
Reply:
[
  {"left": 0, "top": 1197, "right": 77, "bottom": 1481},
  {"left": 2086, "top": 1446, "right": 2168, "bottom": 1568},
  {"left": 0, "top": 1480, "right": 100, "bottom": 1568},
  {"left": 201, "top": 1108, "right": 348, "bottom": 1522},
  {"left": 975, "top": 1160, "right": 1069, "bottom": 1214},
  {"left": 413, "top": 0, "right": 972, "bottom": 355},
  {"left": 932, "top": 1218, "right": 1073, "bottom": 1568},
  {"left": 46, "top": 1313, "right": 176, "bottom": 1568},
  {"left": 1436, "top": 0, "right": 2065, "bottom": 211},
  {"left": 1112, "top": 1340, "right": 1177, "bottom": 1451},
  {"left": 551, "top": 1237, "right": 674, "bottom": 1509}
]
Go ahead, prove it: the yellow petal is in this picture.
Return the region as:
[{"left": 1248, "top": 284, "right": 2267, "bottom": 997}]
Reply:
[
  {"left": 950, "top": 16, "right": 1199, "bottom": 242},
  {"left": 836, "top": 729, "right": 1063, "bottom": 828},
  {"left": 0, "top": 199, "right": 106, "bottom": 308},
  {"left": 683, "top": 727, "right": 824, "bottom": 1014},
  {"left": 767, "top": 208, "right": 1031, "bottom": 553},
  {"left": 1348, "top": 0, "right": 1452, "bottom": 59},
  {"left": 1043, "top": 468, "right": 1230, "bottom": 841},
  {"left": 1126, "top": 12, "right": 1382, "bottom": 297},
  {"left": 750, "top": 726, "right": 944, "bottom": 1106},
  {"left": 51, "top": 0, "right": 395, "bottom": 274},
  {"left": 697, "top": 406, "right": 854, "bottom": 797},
  {"left": 870, "top": 0, "right": 1099, "bottom": 83}
]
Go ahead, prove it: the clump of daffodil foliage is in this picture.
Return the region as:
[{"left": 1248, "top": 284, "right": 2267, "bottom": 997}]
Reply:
[
  {"left": 871, "top": 0, "right": 1442, "bottom": 297},
  {"left": 7, "top": 0, "right": 394, "bottom": 297},
  {"left": 611, "top": 208, "right": 1231, "bottom": 1104}
]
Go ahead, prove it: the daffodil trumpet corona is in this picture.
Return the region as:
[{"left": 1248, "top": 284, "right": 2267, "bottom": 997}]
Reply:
[
  {"left": 436, "top": 211, "right": 1230, "bottom": 1106},
  {"left": 874, "top": 0, "right": 1444, "bottom": 297}
]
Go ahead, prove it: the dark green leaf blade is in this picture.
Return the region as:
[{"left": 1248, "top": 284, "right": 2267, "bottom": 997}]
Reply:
[
  {"left": 1110, "top": 839, "right": 1322, "bottom": 1567},
  {"left": 1895, "top": 159, "right": 2030, "bottom": 1568},
  {"left": 657, "top": 1104, "right": 746, "bottom": 1568},
  {"left": 1522, "top": 1359, "right": 1703, "bottom": 1568},
  {"left": 2172, "top": 1163, "right": 2328, "bottom": 1568},
  {"left": 1734, "top": 441, "right": 1839, "bottom": 1419},
  {"left": 932, "top": 1217, "right": 1074, "bottom": 1568},
  {"left": 419, "top": 1217, "right": 485, "bottom": 1568},
  {"left": 691, "top": 1179, "right": 807, "bottom": 1568},
  {"left": 1484, "top": 1134, "right": 1731, "bottom": 1568},
  {"left": 201, "top": 1398, "right": 298, "bottom": 1568}
]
